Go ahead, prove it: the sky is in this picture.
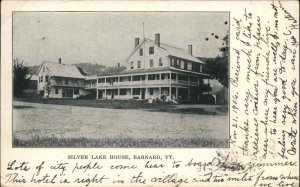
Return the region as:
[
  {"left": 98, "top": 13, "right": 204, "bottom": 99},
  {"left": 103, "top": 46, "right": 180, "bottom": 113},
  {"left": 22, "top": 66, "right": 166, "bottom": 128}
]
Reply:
[{"left": 13, "top": 12, "right": 229, "bottom": 66}]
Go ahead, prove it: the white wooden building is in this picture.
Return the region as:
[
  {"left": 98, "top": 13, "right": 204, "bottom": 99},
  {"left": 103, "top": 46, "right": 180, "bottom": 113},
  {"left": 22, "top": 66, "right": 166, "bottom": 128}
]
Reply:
[
  {"left": 90, "top": 34, "right": 211, "bottom": 102},
  {"left": 36, "top": 59, "right": 88, "bottom": 98}
]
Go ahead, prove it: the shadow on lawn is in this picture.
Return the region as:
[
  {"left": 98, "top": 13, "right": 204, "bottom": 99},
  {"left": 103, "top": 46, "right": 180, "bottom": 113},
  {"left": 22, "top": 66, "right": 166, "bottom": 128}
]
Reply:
[
  {"left": 150, "top": 107, "right": 228, "bottom": 115},
  {"left": 13, "top": 105, "right": 35, "bottom": 109},
  {"left": 14, "top": 95, "right": 228, "bottom": 115},
  {"left": 13, "top": 136, "right": 229, "bottom": 148}
]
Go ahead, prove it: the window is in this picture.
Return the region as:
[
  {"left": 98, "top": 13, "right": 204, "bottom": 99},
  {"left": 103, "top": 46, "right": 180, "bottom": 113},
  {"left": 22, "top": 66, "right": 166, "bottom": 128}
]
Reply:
[
  {"left": 156, "top": 74, "right": 160, "bottom": 80},
  {"left": 148, "top": 74, "right": 155, "bottom": 80},
  {"left": 159, "top": 58, "right": 163, "bottom": 66},
  {"left": 175, "top": 59, "right": 180, "bottom": 68},
  {"left": 45, "top": 75, "right": 49, "bottom": 82},
  {"left": 75, "top": 79, "right": 78, "bottom": 84},
  {"left": 120, "top": 89, "right": 127, "bottom": 95},
  {"left": 171, "top": 58, "right": 175, "bottom": 67},
  {"left": 184, "top": 61, "right": 187, "bottom": 70},
  {"left": 149, "top": 47, "right": 154, "bottom": 54},
  {"left": 41, "top": 76, "right": 43, "bottom": 82},
  {"left": 55, "top": 88, "right": 58, "bottom": 94},
  {"left": 139, "top": 48, "right": 143, "bottom": 56},
  {"left": 137, "top": 61, "right": 141, "bottom": 68},
  {"left": 98, "top": 78, "right": 105, "bottom": 83},
  {"left": 133, "top": 89, "right": 140, "bottom": 95},
  {"left": 149, "top": 88, "right": 154, "bottom": 95},
  {"left": 131, "top": 61, "right": 134, "bottom": 69},
  {"left": 180, "top": 60, "right": 184, "bottom": 69},
  {"left": 150, "top": 59, "right": 153, "bottom": 67},
  {"left": 65, "top": 79, "right": 68, "bottom": 85},
  {"left": 74, "top": 88, "right": 79, "bottom": 95}
]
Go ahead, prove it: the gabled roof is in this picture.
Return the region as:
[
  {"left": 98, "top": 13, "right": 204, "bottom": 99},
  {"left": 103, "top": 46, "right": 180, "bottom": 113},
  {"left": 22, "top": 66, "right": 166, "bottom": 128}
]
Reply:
[
  {"left": 126, "top": 38, "right": 204, "bottom": 64},
  {"left": 37, "top": 61, "right": 86, "bottom": 79}
]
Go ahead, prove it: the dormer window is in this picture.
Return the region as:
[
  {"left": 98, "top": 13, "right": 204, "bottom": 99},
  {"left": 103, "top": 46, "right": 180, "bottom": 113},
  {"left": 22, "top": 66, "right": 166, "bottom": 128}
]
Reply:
[
  {"left": 171, "top": 58, "right": 175, "bottom": 67},
  {"left": 139, "top": 48, "right": 143, "bottom": 56},
  {"left": 137, "top": 61, "right": 141, "bottom": 68},
  {"left": 149, "top": 47, "right": 154, "bottom": 55}
]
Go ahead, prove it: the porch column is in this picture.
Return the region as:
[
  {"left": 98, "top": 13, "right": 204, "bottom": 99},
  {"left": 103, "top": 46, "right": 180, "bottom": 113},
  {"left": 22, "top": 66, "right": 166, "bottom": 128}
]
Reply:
[
  {"left": 96, "top": 89, "right": 99, "bottom": 99},
  {"left": 159, "top": 73, "right": 161, "bottom": 80},
  {"left": 118, "top": 88, "right": 120, "bottom": 99},
  {"left": 188, "top": 76, "right": 190, "bottom": 85},
  {"left": 145, "top": 87, "right": 148, "bottom": 99},
  {"left": 104, "top": 77, "right": 107, "bottom": 84},
  {"left": 104, "top": 89, "right": 107, "bottom": 99},
  {"left": 176, "top": 73, "right": 178, "bottom": 83},
  {"left": 208, "top": 78, "right": 210, "bottom": 94},
  {"left": 169, "top": 86, "right": 171, "bottom": 97},
  {"left": 130, "top": 88, "right": 133, "bottom": 99},
  {"left": 188, "top": 88, "right": 191, "bottom": 100},
  {"left": 176, "top": 87, "right": 178, "bottom": 99},
  {"left": 159, "top": 87, "right": 161, "bottom": 97}
]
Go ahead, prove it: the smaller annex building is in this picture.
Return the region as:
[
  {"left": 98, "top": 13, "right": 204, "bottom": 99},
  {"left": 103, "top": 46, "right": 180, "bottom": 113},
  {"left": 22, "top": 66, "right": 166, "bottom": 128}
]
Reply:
[{"left": 36, "top": 59, "right": 88, "bottom": 99}]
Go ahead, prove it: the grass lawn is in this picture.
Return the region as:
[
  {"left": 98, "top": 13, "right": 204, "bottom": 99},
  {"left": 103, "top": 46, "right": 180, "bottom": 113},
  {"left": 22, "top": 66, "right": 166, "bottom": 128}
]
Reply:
[{"left": 13, "top": 97, "right": 229, "bottom": 148}]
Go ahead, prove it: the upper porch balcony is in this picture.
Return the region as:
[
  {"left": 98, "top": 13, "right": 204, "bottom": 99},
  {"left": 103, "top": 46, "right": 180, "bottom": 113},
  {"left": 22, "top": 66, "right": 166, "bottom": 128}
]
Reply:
[
  {"left": 96, "top": 79, "right": 200, "bottom": 87},
  {"left": 50, "top": 77, "right": 85, "bottom": 88}
]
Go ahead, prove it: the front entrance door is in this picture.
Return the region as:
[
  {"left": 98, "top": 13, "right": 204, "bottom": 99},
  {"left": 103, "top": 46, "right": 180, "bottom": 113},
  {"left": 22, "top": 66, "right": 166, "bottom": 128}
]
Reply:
[
  {"left": 62, "top": 88, "right": 73, "bottom": 98},
  {"left": 141, "top": 88, "right": 145, "bottom": 99},
  {"left": 98, "top": 90, "right": 103, "bottom": 99},
  {"left": 111, "top": 91, "right": 114, "bottom": 99}
]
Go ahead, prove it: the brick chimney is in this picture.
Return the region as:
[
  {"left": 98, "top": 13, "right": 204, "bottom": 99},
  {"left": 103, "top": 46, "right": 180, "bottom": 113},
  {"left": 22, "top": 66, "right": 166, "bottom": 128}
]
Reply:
[
  {"left": 155, "top": 33, "right": 160, "bottom": 47},
  {"left": 134, "top": 38, "right": 140, "bottom": 48},
  {"left": 188, "top": 45, "right": 193, "bottom": 55},
  {"left": 59, "top": 58, "right": 62, "bottom": 64}
]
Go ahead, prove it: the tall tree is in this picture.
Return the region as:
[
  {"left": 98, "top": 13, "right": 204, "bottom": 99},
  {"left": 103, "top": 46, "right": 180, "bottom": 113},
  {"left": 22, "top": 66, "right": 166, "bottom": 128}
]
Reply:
[
  {"left": 205, "top": 33, "right": 229, "bottom": 88},
  {"left": 13, "top": 58, "right": 32, "bottom": 97}
]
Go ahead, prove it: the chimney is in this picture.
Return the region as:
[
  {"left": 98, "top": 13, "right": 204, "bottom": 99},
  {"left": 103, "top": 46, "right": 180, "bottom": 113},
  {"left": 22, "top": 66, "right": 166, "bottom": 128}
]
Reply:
[
  {"left": 188, "top": 45, "right": 193, "bottom": 55},
  {"left": 155, "top": 33, "right": 160, "bottom": 47},
  {"left": 58, "top": 58, "right": 62, "bottom": 64},
  {"left": 134, "top": 38, "right": 140, "bottom": 48},
  {"left": 117, "top": 63, "right": 120, "bottom": 68}
]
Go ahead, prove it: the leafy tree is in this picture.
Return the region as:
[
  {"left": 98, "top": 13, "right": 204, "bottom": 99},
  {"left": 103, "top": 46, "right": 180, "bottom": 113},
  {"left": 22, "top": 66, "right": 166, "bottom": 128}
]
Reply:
[
  {"left": 100, "top": 66, "right": 126, "bottom": 75},
  {"left": 13, "top": 58, "right": 32, "bottom": 97},
  {"left": 205, "top": 56, "right": 228, "bottom": 87},
  {"left": 43, "top": 77, "right": 51, "bottom": 97},
  {"left": 204, "top": 34, "right": 229, "bottom": 88},
  {"left": 76, "top": 66, "right": 88, "bottom": 76}
]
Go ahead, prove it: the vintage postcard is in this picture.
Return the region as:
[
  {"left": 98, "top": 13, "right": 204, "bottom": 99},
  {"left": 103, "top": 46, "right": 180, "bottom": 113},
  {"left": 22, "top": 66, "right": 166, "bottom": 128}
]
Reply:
[{"left": 1, "top": 1, "right": 299, "bottom": 187}]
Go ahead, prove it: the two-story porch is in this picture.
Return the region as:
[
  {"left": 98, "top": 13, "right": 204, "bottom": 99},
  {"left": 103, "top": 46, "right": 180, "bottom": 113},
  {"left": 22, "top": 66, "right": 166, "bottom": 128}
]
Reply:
[
  {"left": 47, "top": 76, "right": 87, "bottom": 98},
  {"left": 94, "top": 67, "right": 211, "bottom": 101}
]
